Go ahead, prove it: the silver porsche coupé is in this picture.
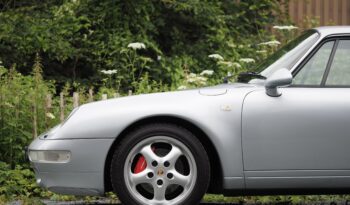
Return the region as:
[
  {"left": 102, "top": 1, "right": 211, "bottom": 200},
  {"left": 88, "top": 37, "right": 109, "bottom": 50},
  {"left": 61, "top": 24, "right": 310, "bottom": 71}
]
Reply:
[{"left": 28, "top": 26, "right": 350, "bottom": 205}]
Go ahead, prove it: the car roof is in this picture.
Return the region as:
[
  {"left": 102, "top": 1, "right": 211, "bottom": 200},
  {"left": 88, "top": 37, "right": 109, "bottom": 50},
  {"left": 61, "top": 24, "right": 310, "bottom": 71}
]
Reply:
[{"left": 314, "top": 26, "right": 350, "bottom": 37}]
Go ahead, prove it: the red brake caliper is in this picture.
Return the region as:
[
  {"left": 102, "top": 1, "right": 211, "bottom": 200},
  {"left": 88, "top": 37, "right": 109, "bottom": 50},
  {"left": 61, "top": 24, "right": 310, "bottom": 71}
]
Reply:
[{"left": 134, "top": 147, "right": 155, "bottom": 174}]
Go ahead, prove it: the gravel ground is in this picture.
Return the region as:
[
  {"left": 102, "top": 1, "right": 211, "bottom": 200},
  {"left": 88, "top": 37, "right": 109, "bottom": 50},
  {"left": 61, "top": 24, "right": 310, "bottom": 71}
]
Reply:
[
  {"left": 40, "top": 201, "right": 239, "bottom": 205},
  {"left": 7, "top": 199, "right": 350, "bottom": 205},
  {"left": 38, "top": 201, "right": 350, "bottom": 205},
  {"left": 7, "top": 200, "right": 350, "bottom": 205}
]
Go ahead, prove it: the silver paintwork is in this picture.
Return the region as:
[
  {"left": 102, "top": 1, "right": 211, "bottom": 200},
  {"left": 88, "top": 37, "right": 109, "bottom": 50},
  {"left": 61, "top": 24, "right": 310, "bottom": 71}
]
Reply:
[
  {"left": 264, "top": 68, "right": 293, "bottom": 97},
  {"left": 28, "top": 26, "right": 350, "bottom": 196}
]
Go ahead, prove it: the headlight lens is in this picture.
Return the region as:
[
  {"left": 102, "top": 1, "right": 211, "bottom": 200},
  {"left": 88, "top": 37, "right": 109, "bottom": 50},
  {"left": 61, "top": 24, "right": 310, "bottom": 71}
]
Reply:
[{"left": 29, "top": 150, "right": 71, "bottom": 163}]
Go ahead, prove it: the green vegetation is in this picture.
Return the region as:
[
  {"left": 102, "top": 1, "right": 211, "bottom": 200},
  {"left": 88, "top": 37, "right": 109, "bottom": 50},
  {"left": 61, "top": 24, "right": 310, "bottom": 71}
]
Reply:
[
  {"left": 0, "top": 0, "right": 291, "bottom": 167},
  {"left": 0, "top": 0, "right": 287, "bottom": 91},
  {"left": 0, "top": 0, "right": 337, "bottom": 204}
]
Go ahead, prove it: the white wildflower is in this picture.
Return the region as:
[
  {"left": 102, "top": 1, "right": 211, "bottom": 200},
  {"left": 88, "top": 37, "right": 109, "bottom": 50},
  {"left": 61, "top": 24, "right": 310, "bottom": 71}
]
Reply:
[
  {"left": 256, "top": 50, "right": 267, "bottom": 54},
  {"left": 200, "top": 70, "right": 214, "bottom": 76},
  {"left": 186, "top": 73, "right": 197, "bottom": 83},
  {"left": 227, "top": 42, "right": 236, "bottom": 48},
  {"left": 208, "top": 54, "right": 224, "bottom": 61},
  {"left": 100, "top": 69, "right": 118, "bottom": 75},
  {"left": 194, "top": 76, "right": 207, "bottom": 86},
  {"left": 218, "top": 61, "right": 232, "bottom": 67},
  {"left": 258, "top": 40, "right": 281, "bottom": 47},
  {"left": 127, "top": 42, "right": 146, "bottom": 50},
  {"left": 197, "top": 76, "right": 207, "bottom": 82},
  {"left": 239, "top": 58, "right": 255, "bottom": 63},
  {"left": 186, "top": 76, "right": 196, "bottom": 83},
  {"left": 186, "top": 73, "right": 208, "bottom": 85},
  {"left": 218, "top": 61, "right": 242, "bottom": 68},
  {"left": 188, "top": 73, "right": 197, "bottom": 78},
  {"left": 46, "top": 112, "right": 55, "bottom": 120},
  {"left": 4, "top": 102, "right": 14, "bottom": 108},
  {"left": 178, "top": 85, "right": 187, "bottom": 90},
  {"left": 157, "top": 56, "right": 162, "bottom": 61},
  {"left": 232, "top": 62, "right": 242, "bottom": 68},
  {"left": 273, "top": 25, "right": 298, "bottom": 31}
]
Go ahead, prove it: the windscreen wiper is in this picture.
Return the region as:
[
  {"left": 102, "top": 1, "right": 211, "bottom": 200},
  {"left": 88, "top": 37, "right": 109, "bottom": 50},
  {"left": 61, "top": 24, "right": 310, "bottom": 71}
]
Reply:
[
  {"left": 223, "top": 72, "right": 266, "bottom": 83},
  {"left": 237, "top": 72, "right": 266, "bottom": 83}
]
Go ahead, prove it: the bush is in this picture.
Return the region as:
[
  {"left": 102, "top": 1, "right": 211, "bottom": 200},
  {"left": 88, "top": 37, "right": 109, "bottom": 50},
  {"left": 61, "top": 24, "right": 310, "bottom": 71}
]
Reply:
[
  {"left": 0, "top": 57, "right": 56, "bottom": 167},
  {"left": 0, "top": 162, "right": 40, "bottom": 198},
  {"left": 0, "top": 0, "right": 286, "bottom": 92}
]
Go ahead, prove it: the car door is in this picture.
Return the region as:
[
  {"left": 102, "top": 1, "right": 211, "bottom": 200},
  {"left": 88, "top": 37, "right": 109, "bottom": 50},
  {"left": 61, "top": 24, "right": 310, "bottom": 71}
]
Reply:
[{"left": 242, "top": 38, "right": 350, "bottom": 189}]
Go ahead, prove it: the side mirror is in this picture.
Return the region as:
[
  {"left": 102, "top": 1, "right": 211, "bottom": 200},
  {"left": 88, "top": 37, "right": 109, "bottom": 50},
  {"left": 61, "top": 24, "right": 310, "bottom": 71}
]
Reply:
[{"left": 265, "top": 68, "right": 292, "bottom": 97}]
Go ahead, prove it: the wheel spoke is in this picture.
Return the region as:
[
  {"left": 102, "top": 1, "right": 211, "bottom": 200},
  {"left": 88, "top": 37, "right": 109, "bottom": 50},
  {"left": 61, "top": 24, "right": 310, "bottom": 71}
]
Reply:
[
  {"left": 153, "top": 183, "right": 167, "bottom": 201},
  {"left": 129, "top": 170, "right": 151, "bottom": 186},
  {"left": 171, "top": 171, "right": 190, "bottom": 187},
  {"left": 123, "top": 136, "right": 198, "bottom": 204},
  {"left": 140, "top": 144, "right": 159, "bottom": 164},
  {"left": 163, "top": 144, "right": 182, "bottom": 166}
]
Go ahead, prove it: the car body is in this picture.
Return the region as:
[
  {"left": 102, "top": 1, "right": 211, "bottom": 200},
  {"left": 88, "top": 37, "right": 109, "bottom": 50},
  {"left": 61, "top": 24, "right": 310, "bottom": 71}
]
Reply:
[{"left": 29, "top": 26, "right": 350, "bottom": 204}]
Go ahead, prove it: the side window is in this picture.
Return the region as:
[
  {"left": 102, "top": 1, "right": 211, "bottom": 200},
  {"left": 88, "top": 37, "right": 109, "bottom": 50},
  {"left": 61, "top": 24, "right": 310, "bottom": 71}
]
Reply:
[
  {"left": 326, "top": 40, "right": 350, "bottom": 86},
  {"left": 293, "top": 41, "right": 334, "bottom": 85}
]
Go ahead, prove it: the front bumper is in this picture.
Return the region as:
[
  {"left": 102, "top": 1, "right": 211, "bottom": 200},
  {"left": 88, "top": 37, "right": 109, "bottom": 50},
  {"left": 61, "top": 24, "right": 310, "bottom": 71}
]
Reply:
[{"left": 28, "top": 137, "right": 114, "bottom": 196}]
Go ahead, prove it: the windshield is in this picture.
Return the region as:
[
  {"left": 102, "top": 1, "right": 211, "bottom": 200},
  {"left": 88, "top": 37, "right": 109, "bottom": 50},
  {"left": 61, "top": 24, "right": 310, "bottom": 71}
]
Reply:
[{"left": 255, "top": 30, "right": 319, "bottom": 78}]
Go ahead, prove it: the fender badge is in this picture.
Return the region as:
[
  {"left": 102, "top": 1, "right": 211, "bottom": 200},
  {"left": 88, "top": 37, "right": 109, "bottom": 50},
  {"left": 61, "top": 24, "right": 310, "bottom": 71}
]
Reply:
[{"left": 221, "top": 105, "right": 232, "bottom": 111}]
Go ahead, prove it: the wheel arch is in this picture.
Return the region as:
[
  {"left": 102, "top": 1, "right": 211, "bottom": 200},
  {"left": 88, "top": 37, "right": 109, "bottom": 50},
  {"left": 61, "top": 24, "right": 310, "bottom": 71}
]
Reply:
[{"left": 104, "top": 115, "right": 223, "bottom": 194}]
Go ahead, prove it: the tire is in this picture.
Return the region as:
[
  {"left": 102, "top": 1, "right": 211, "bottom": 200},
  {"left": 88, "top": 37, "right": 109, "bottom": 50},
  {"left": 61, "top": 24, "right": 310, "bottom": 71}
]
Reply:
[{"left": 110, "top": 123, "right": 210, "bottom": 205}]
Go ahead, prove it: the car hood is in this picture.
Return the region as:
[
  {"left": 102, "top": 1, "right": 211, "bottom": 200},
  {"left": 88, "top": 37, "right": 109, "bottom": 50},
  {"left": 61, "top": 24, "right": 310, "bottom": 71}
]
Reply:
[
  {"left": 44, "top": 83, "right": 261, "bottom": 140},
  {"left": 82, "top": 82, "right": 258, "bottom": 106},
  {"left": 198, "top": 83, "right": 256, "bottom": 96}
]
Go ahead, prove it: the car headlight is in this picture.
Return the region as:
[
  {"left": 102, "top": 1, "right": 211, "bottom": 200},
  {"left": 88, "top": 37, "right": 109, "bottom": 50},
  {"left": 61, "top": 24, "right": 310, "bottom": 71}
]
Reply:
[{"left": 29, "top": 150, "right": 71, "bottom": 163}]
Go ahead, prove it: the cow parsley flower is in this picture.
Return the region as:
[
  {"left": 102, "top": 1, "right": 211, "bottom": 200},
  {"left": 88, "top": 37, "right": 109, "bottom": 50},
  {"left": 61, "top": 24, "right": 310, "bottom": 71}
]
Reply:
[
  {"left": 188, "top": 73, "right": 197, "bottom": 78},
  {"left": 258, "top": 40, "right": 281, "bottom": 47},
  {"left": 186, "top": 73, "right": 208, "bottom": 85},
  {"left": 239, "top": 58, "right": 255, "bottom": 63},
  {"left": 227, "top": 42, "right": 236, "bottom": 48},
  {"left": 178, "top": 85, "right": 187, "bottom": 90},
  {"left": 200, "top": 70, "right": 214, "bottom": 76},
  {"left": 218, "top": 61, "right": 232, "bottom": 66},
  {"left": 208, "top": 54, "right": 224, "bottom": 61},
  {"left": 195, "top": 76, "right": 208, "bottom": 86},
  {"left": 232, "top": 62, "right": 242, "bottom": 68},
  {"left": 186, "top": 73, "right": 197, "bottom": 83},
  {"left": 46, "top": 112, "right": 55, "bottom": 119},
  {"left": 4, "top": 102, "right": 14, "bottom": 108},
  {"left": 100, "top": 69, "right": 118, "bottom": 75},
  {"left": 256, "top": 50, "right": 267, "bottom": 54},
  {"left": 127, "top": 42, "right": 146, "bottom": 50},
  {"left": 273, "top": 25, "right": 298, "bottom": 31},
  {"left": 218, "top": 61, "right": 242, "bottom": 69}
]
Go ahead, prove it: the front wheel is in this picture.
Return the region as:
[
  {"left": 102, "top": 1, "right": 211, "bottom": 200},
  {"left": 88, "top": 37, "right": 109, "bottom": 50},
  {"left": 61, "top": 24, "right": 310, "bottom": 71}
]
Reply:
[{"left": 110, "top": 123, "right": 210, "bottom": 205}]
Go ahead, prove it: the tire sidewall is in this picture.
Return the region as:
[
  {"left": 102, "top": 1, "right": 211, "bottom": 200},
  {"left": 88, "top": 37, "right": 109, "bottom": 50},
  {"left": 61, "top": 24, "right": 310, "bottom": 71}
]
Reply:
[{"left": 110, "top": 123, "right": 210, "bottom": 205}]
